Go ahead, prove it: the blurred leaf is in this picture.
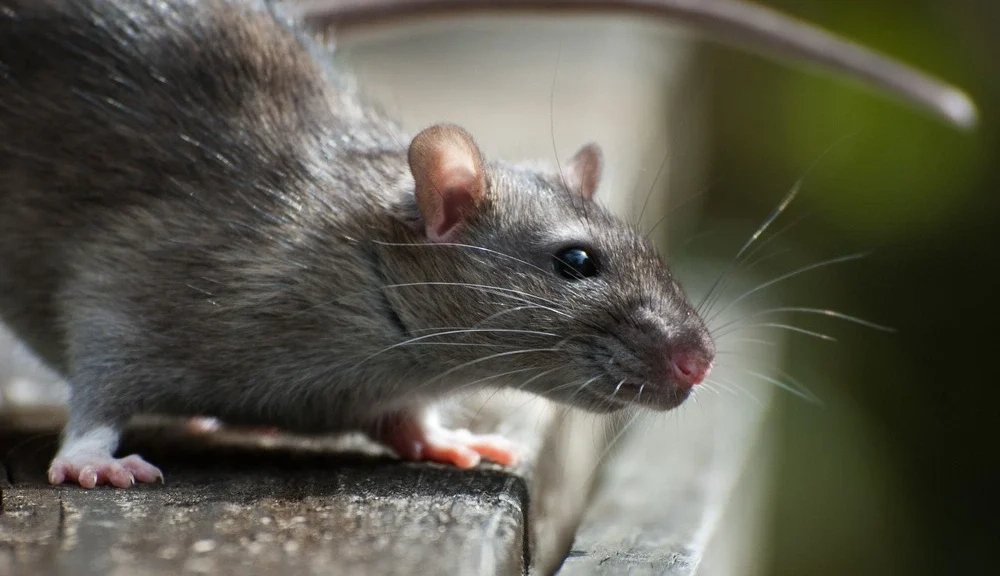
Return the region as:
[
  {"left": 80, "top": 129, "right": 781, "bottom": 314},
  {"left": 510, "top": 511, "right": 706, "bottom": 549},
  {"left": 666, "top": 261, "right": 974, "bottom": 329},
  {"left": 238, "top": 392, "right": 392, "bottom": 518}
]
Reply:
[{"left": 772, "top": 1, "right": 988, "bottom": 240}]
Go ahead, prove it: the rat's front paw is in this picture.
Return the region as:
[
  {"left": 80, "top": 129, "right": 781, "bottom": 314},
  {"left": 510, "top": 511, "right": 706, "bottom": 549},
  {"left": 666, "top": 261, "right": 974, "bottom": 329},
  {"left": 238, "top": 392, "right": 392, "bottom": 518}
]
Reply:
[
  {"left": 377, "top": 411, "right": 520, "bottom": 470},
  {"left": 48, "top": 454, "right": 163, "bottom": 489}
]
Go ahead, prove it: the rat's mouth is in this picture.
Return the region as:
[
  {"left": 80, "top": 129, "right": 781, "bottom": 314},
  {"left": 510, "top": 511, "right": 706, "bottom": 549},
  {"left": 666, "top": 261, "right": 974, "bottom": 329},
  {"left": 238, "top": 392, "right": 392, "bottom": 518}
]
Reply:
[
  {"left": 599, "top": 351, "right": 694, "bottom": 411},
  {"left": 606, "top": 380, "right": 691, "bottom": 411},
  {"left": 554, "top": 344, "right": 697, "bottom": 413},
  {"left": 567, "top": 373, "right": 692, "bottom": 413}
]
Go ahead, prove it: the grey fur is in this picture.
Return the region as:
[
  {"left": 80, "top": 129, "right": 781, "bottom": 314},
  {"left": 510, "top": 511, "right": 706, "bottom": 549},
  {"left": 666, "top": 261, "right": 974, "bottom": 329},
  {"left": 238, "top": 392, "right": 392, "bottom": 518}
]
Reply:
[{"left": 0, "top": 0, "right": 713, "bottom": 448}]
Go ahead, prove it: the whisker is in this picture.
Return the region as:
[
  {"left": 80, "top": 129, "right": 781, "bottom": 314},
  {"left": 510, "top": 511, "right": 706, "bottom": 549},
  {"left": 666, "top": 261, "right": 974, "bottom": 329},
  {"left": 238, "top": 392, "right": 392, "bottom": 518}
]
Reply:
[
  {"left": 512, "top": 367, "right": 563, "bottom": 392},
  {"left": 414, "top": 347, "right": 562, "bottom": 391},
  {"left": 712, "top": 322, "right": 838, "bottom": 342},
  {"left": 706, "top": 213, "right": 814, "bottom": 320},
  {"left": 380, "top": 283, "right": 572, "bottom": 324},
  {"left": 773, "top": 367, "right": 824, "bottom": 408},
  {"left": 382, "top": 281, "right": 565, "bottom": 308},
  {"left": 697, "top": 178, "right": 803, "bottom": 315},
  {"left": 372, "top": 240, "right": 552, "bottom": 276},
  {"left": 700, "top": 133, "right": 858, "bottom": 317},
  {"left": 396, "top": 326, "right": 478, "bottom": 334},
  {"left": 350, "top": 327, "right": 558, "bottom": 370},
  {"left": 547, "top": 375, "right": 601, "bottom": 394},
  {"left": 466, "top": 367, "right": 554, "bottom": 422},
  {"left": 384, "top": 342, "right": 524, "bottom": 348},
  {"left": 711, "top": 337, "right": 777, "bottom": 348},
  {"left": 738, "top": 368, "right": 821, "bottom": 404},
  {"left": 454, "top": 368, "right": 542, "bottom": 413},
  {"left": 697, "top": 382, "right": 720, "bottom": 395},
  {"left": 459, "top": 367, "right": 538, "bottom": 391},
  {"left": 637, "top": 148, "right": 670, "bottom": 229},
  {"left": 465, "top": 365, "right": 563, "bottom": 413},
  {"left": 546, "top": 375, "right": 602, "bottom": 398},
  {"left": 550, "top": 41, "right": 567, "bottom": 190},
  {"left": 705, "top": 376, "right": 763, "bottom": 408},
  {"left": 712, "top": 306, "right": 896, "bottom": 334},
  {"left": 293, "top": 278, "right": 569, "bottom": 321},
  {"left": 741, "top": 248, "right": 793, "bottom": 273},
  {"left": 707, "top": 252, "right": 869, "bottom": 323},
  {"left": 578, "top": 374, "right": 615, "bottom": 404},
  {"left": 588, "top": 410, "right": 642, "bottom": 481},
  {"left": 739, "top": 211, "right": 817, "bottom": 269},
  {"left": 674, "top": 228, "right": 724, "bottom": 253},
  {"left": 403, "top": 321, "right": 548, "bottom": 334},
  {"left": 609, "top": 378, "right": 627, "bottom": 401},
  {"left": 645, "top": 182, "right": 717, "bottom": 241},
  {"left": 473, "top": 304, "right": 551, "bottom": 327},
  {"left": 701, "top": 215, "right": 816, "bottom": 315}
]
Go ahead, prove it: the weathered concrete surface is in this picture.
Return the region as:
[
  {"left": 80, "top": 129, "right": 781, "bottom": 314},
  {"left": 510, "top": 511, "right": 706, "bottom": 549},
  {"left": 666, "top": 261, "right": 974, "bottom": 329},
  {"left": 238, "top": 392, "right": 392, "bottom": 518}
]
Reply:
[{"left": 0, "top": 413, "right": 528, "bottom": 576}]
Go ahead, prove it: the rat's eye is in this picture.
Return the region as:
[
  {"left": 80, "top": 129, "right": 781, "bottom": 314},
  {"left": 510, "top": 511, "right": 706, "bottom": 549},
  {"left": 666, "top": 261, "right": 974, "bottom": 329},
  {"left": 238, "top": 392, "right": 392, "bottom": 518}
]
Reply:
[{"left": 553, "top": 247, "right": 599, "bottom": 280}]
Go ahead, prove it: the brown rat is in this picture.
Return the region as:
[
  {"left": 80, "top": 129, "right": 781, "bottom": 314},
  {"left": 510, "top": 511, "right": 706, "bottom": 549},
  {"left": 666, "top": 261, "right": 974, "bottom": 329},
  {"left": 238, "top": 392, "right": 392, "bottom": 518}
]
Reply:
[
  {"left": 0, "top": 0, "right": 716, "bottom": 488},
  {"left": 0, "top": 0, "right": 975, "bottom": 489}
]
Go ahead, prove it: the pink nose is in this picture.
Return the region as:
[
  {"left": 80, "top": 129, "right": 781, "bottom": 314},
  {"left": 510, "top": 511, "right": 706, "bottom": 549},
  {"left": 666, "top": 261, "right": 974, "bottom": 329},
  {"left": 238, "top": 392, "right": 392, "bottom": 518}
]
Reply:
[{"left": 670, "top": 352, "right": 711, "bottom": 386}]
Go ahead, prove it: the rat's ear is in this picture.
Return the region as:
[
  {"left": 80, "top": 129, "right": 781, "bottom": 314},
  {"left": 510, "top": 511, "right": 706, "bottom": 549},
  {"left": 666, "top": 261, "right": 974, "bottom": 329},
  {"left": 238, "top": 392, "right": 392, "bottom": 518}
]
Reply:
[
  {"left": 408, "top": 123, "right": 487, "bottom": 242},
  {"left": 563, "top": 143, "right": 603, "bottom": 201}
]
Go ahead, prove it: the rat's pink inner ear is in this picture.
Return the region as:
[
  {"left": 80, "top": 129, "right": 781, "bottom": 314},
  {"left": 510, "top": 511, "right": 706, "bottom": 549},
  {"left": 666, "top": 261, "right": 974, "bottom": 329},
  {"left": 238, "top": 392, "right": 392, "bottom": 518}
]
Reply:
[
  {"left": 408, "top": 123, "right": 487, "bottom": 241},
  {"left": 563, "top": 143, "right": 603, "bottom": 201}
]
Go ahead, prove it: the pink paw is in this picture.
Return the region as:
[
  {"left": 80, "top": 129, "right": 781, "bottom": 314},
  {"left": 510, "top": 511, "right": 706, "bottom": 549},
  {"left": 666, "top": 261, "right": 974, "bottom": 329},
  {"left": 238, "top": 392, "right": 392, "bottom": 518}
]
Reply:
[
  {"left": 48, "top": 454, "right": 163, "bottom": 489},
  {"left": 379, "top": 413, "right": 520, "bottom": 470}
]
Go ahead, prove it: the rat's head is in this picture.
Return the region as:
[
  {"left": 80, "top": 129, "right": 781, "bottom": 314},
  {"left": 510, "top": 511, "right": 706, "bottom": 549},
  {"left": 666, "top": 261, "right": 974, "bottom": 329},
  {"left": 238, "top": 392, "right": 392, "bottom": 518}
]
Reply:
[{"left": 388, "top": 123, "right": 714, "bottom": 413}]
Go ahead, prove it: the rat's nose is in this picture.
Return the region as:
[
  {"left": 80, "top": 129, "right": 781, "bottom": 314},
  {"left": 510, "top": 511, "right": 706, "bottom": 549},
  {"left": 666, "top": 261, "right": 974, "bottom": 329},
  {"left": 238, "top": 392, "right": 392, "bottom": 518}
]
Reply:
[{"left": 669, "top": 351, "right": 712, "bottom": 386}]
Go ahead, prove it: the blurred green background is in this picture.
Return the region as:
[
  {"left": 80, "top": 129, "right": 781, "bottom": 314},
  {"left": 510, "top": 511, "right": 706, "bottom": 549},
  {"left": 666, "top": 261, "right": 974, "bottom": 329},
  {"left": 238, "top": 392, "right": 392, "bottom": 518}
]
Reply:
[{"left": 696, "top": 1, "right": 997, "bottom": 574}]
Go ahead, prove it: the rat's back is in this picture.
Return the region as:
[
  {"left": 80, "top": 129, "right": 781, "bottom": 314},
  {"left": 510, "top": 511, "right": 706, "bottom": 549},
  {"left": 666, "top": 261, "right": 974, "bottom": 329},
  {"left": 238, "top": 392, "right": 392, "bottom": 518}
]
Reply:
[
  {"left": 0, "top": 0, "right": 335, "bottom": 212},
  {"left": 0, "top": 0, "right": 370, "bottom": 367}
]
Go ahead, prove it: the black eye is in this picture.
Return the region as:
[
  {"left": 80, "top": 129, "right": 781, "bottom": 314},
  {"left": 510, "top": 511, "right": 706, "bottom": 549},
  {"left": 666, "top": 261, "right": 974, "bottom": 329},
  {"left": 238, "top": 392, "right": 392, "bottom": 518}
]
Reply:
[{"left": 553, "top": 247, "right": 599, "bottom": 280}]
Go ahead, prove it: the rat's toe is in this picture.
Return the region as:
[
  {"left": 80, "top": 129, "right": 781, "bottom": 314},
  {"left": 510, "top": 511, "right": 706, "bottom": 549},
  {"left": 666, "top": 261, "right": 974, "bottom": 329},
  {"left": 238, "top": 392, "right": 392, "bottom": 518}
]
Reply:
[
  {"left": 76, "top": 465, "right": 101, "bottom": 489},
  {"left": 119, "top": 454, "right": 164, "bottom": 483},
  {"left": 417, "top": 428, "right": 520, "bottom": 469},
  {"left": 48, "top": 454, "right": 162, "bottom": 488},
  {"left": 47, "top": 463, "right": 67, "bottom": 485},
  {"left": 376, "top": 412, "right": 521, "bottom": 469},
  {"left": 463, "top": 433, "right": 520, "bottom": 467},
  {"left": 420, "top": 439, "right": 482, "bottom": 469}
]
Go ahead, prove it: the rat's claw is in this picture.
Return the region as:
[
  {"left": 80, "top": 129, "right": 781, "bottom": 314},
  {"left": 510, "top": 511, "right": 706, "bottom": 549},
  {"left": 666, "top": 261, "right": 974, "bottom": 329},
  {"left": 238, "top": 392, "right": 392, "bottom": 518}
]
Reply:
[{"left": 48, "top": 454, "right": 163, "bottom": 488}]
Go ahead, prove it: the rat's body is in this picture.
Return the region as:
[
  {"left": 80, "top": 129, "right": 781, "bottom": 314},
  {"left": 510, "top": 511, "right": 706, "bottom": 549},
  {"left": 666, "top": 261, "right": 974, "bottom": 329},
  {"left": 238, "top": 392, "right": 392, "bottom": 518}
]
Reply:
[{"left": 0, "top": 0, "right": 715, "bottom": 488}]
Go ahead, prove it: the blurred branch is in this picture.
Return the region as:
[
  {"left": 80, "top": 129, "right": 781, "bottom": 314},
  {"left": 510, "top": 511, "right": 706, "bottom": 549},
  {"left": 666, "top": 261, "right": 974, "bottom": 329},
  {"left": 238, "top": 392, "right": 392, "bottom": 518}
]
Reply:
[{"left": 286, "top": 0, "right": 978, "bottom": 130}]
